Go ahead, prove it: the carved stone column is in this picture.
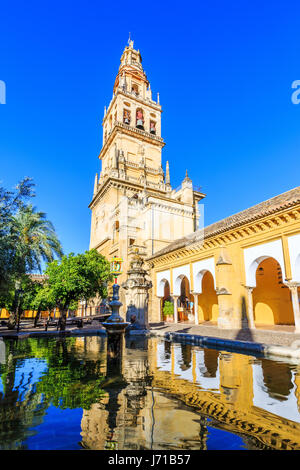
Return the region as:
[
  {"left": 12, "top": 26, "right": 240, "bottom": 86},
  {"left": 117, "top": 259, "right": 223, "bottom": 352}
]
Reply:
[
  {"left": 192, "top": 293, "right": 199, "bottom": 325},
  {"left": 287, "top": 282, "right": 300, "bottom": 332},
  {"left": 122, "top": 255, "right": 152, "bottom": 332},
  {"left": 173, "top": 296, "right": 179, "bottom": 324},
  {"left": 245, "top": 286, "right": 255, "bottom": 329}
]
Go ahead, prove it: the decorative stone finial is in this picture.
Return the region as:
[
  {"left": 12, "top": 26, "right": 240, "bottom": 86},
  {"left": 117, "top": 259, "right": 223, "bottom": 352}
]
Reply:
[
  {"left": 93, "top": 173, "right": 98, "bottom": 196},
  {"left": 166, "top": 161, "right": 170, "bottom": 185}
]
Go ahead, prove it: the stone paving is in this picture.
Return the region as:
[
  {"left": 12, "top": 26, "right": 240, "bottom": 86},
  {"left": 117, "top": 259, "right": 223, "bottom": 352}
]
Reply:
[{"left": 148, "top": 322, "right": 300, "bottom": 348}]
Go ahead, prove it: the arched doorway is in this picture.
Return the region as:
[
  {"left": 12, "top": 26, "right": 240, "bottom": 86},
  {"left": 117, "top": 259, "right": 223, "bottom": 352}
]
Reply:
[
  {"left": 197, "top": 271, "right": 218, "bottom": 323},
  {"left": 253, "top": 257, "right": 294, "bottom": 325},
  {"left": 178, "top": 276, "right": 194, "bottom": 322},
  {"left": 161, "top": 280, "right": 173, "bottom": 322}
]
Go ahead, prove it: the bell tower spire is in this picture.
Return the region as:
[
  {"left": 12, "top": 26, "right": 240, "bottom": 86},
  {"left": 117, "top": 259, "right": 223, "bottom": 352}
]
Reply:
[
  {"left": 89, "top": 41, "right": 206, "bottom": 300},
  {"left": 98, "top": 41, "right": 164, "bottom": 187}
]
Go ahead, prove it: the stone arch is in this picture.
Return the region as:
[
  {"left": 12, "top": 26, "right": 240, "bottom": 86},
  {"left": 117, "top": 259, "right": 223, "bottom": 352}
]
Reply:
[
  {"left": 194, "top": 269, "right": 216, "bottom": 294},
  {"left": 157, "top": 278, "right": 169, "bottom": 298},
  {"left": 174, "top": 273, "right": 186, "bottom": 297},
  {"left": 197, "top": 271, "right": 219, "bottom": 323},
  {"left": 192, "top": 258, "right": 216, "bottom": 293},
  {"left": 287, "top": 233, "right": 300, "bottom": 283},
  {"left": 252, "top": 257, "right": 294, "bottom": 325},
  {"left": 244, "top": 239, "right": 286, "bottom": 288},
  {"left": 173, "top": 264, "right": 190, "bottom": 296},
  {"left": 176, "top": 275, "right": 194, "bottom": 322}
]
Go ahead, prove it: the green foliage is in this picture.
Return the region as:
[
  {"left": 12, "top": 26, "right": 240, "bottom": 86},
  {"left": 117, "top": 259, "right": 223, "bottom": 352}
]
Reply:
[
  {"left": 163, "top": 300, "right": 174, "bottom": 317},
  {"left": 45, "top": 249, "right": 112, "bottom": 311},
  {"left": 10, "top": 204, "right": 63, "bottom": 276},
  {"left": 0, "top": 177, "right": 35, "bottom": 293},
  {"left": 0, "top": 179, "right": 63, "bottom": 323}
]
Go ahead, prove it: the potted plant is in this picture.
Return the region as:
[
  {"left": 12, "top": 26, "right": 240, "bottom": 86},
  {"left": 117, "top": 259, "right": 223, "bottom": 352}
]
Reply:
[{"left": 162, "top": 301, "right": 174, "bottom": 322}]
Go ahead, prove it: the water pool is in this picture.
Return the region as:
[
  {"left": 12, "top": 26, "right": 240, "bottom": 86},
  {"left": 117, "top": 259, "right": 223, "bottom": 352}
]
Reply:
[{"left": 0, "top": 335, "right": 299, "bottom": 450}]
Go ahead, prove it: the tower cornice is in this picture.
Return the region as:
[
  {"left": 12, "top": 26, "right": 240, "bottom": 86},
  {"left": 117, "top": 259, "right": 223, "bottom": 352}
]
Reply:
[
  {"left": 99, "top": 120, "right": 165, "bottom": 160},
  {"left": 103, "top": 89, "right": 161, "bottom": 128}
]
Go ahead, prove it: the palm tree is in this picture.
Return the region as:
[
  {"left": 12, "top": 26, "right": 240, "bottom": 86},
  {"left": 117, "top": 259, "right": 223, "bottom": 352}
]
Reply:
[
  {"left": 7, "top": 205, "right": 63, "bottom": 328},
  {"left": 11, "top": 205, "right": 63, "bottom": 274}
]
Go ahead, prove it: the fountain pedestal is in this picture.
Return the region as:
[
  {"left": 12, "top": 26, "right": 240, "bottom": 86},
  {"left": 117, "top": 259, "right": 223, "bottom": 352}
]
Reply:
[
  {"left": 102, "top": 282, "right": 129, "bottom": 365},
  {"left": 122, "top": 255, "right": 152, "bottom": 334},
  {"left": 102, "top": 283, "right": 129, "bottom": 335},
  {"left": 101, "top": 281, "right": 129, "bottom": 449}
]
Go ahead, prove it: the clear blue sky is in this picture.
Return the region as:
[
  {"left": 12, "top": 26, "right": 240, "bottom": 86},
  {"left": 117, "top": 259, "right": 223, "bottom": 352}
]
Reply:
[{"left": 1, "top": 0, "right": 300, "bottom": 256}]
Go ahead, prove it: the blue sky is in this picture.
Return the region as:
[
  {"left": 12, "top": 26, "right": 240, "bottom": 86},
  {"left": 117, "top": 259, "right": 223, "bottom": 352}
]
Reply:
[{"left": 0, "top": 0, "right": 300, "bottom": 256}]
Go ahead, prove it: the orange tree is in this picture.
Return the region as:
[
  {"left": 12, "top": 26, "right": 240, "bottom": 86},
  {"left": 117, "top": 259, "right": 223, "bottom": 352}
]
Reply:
[{"left": 45, "top": 249, "right": 112, "bottom": 330}]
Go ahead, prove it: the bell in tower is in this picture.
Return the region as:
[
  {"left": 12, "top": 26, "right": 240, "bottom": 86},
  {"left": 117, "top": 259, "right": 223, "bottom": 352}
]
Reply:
[{"left": 136, "top": 108, "right": 144, "bottom": 130}]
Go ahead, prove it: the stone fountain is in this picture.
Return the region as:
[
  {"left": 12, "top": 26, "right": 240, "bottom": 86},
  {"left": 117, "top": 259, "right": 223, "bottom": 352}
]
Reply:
[
  {"left": 102, "top": 283, "right": 129, "bottom": 336},
  {"left": 101, "top": 258, "right": 130, "bottom": 449},
  {"left": 122, "top": 254, "right": 152, "bottom": 334},
  {"left": 102, "top": 257, "right": 129, "bottom": 359}
]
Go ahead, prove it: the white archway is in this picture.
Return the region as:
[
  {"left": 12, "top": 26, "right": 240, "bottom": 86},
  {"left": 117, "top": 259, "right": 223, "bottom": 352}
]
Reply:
[
  {"left": 173, "top": 265, "right": 190, "bottom": 296},
  {"left": 288, "top": 233, "right": 300, "bottom": 283},
  {"left": 192, "top": 257, "right": 216, "bottom": 293},
  {"left": 156, "top": 270, "right": 171, "bottom": 297},
  {"left": 157, "top": 278, "right": 169, "bottom": 297},
  {"left": 244, "top": 240, "right": 286, "bottom": 287},
  {"left": 174, "top": 274, "right": 187, "bottom": 296}
]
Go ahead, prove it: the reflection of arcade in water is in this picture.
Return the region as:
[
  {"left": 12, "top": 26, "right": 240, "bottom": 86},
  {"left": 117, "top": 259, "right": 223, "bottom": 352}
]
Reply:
[
  {"left": 79, "top": 336, "right": 300, "bottom": 450},
  {"left": 2, "top": 336, "right": 300, "bottom": 450},
  {"left": 80, "top": 336, "right": 208, "bottom": 450},
  {"left": 152, "top": 340, "right": 300, "bottom": 450}
]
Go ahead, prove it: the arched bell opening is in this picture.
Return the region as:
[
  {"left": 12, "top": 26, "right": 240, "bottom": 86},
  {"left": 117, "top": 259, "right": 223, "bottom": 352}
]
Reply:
[
  {"left": 253, "top": 257, "right": 294, "bottom": 326},
  {"left": 123, "top": 108, "right": 131, "bottom": 125},
  {"left": 136, "top": 108, "right": 144, "bottom": 130},
  {"left": 197, "top": 271, "right": 218, "bottom": 324},
  {"left": 132, "top": 83, "right": 139, "bottom": 97},
  {"left": 150, "top": 120, "right": 156, "bottom": 135}
]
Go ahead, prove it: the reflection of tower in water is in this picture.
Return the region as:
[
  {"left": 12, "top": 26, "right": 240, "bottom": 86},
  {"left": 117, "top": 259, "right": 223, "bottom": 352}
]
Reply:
[{"left": 80, "top": 336, "right": 153, "bottom": 450}]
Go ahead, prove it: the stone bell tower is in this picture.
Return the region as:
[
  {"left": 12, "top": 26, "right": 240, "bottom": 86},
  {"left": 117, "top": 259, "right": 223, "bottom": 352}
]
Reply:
[{"left": 89, "top": 39, "right": 205, "bottom": 311}]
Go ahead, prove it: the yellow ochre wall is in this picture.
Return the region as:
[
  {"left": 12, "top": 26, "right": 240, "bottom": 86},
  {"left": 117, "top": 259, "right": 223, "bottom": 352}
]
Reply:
[
  {"left": 150, "top": 201, "right": 300, "bottom": 329},
  {"left": 253, "top": 258, "right": 294, "bottom": 325},
  {"left": 197, "top": 271, "right": 219, "bottom": 322}
]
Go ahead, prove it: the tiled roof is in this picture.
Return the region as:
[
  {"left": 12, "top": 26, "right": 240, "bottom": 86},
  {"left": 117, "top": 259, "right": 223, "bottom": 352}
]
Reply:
[{"left": 148, "top": 186, "right": 300, "bottom": 260}]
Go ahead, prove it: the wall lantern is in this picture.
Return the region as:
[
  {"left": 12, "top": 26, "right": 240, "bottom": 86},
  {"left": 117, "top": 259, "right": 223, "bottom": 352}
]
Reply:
[{"left": 110, "top": 257, "right": 123, "bottom": 283}]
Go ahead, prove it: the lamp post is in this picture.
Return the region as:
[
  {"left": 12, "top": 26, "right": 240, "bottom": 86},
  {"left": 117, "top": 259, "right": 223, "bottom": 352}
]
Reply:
[
  {"left": 110, "top": 257, "right": 123, "bottom": 284},
  {"left": 15, "top": 280, "right": 24, "bottom": 333}
]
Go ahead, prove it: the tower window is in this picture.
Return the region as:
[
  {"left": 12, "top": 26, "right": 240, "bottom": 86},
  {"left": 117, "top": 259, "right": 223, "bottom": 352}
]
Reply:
[
  {"left": 123, "top": 108, "right": 131, "bottom": 125},
  {"left": 150, "top": 120, "right": 156, "bottom": 135},
  {"left": 136, "top": 108, "right": 144, "bottom": 130},
  {"left": 132, "top": 83, "right": 139, "bottom": 96}
]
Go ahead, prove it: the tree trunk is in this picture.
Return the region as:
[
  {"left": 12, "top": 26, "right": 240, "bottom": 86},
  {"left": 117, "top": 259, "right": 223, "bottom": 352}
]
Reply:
[
  {"left": 59, "top": 306, "right": 68, "bottom": 331},
  {"left": 7, "top": 312, "right": 17, "bottom": 330},
  {"left": 7, "top": 291, "right": 19, "bottom": 330},
  {"left": 34, "top": 306, "right": 42, "bottom": 328}
]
